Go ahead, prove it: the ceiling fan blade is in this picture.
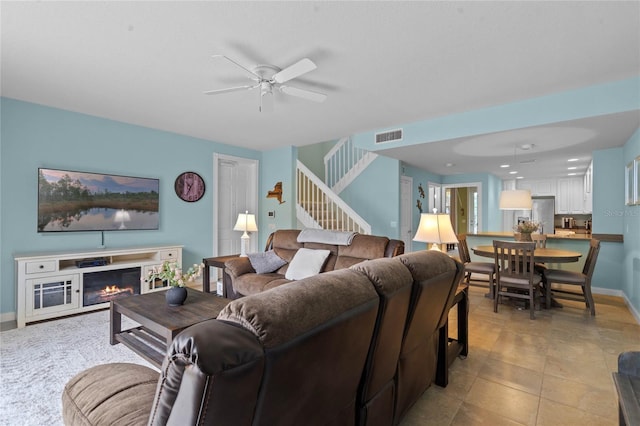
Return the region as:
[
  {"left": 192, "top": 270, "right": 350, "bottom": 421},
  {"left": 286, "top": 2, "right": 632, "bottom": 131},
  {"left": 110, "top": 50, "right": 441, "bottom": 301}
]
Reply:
[
  {"left": 211, "top": 55, "right": 260, "bottom": 80},
  {"left": 273, "top": 58, "right": 317, "bottom": 84},
  {"left": 203, "top": 85, "right": 256, "bottom": 95},
  {"left": 280, "top": 85, "right": 327, "bottom": 103}
]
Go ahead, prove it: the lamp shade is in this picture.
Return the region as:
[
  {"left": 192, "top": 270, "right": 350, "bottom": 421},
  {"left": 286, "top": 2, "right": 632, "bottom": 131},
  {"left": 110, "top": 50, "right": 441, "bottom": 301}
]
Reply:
[
  {"left": 233, "top": 212, "right": 258, "bottom": 232},
  {"left": 499, "top": 189, "right": 532, "bottom": 210},
  {"left": 413, "top": 213, "right": 458, "bottom": 251}
]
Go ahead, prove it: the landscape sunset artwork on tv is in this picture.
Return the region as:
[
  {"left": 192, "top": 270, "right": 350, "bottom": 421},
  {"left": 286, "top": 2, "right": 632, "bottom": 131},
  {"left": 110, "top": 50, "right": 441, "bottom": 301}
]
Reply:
[{"left": 38, "top": 168, "right": 160, "bottom": 232}]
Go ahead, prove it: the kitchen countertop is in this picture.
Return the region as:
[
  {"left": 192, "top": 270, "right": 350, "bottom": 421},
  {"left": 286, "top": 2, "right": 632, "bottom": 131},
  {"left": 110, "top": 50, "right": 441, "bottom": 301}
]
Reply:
[
  {"left": 467, "top": 231, "right": 592, "bottom": 240},
  {"left": 467, "top": 231, "right": 622, "bottom": 243}
]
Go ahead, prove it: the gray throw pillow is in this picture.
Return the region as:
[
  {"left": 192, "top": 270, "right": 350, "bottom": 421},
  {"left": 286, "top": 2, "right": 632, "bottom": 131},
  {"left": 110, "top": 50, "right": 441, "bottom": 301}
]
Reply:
[{"left": 247, "top": 250, "right": 287, "bottom": 274}]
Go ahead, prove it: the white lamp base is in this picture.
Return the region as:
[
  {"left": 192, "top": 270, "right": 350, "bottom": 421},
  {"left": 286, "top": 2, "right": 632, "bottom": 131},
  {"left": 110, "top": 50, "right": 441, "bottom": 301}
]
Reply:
[{"left": 239, "top": 232, "right": 250, "bottom": 257}]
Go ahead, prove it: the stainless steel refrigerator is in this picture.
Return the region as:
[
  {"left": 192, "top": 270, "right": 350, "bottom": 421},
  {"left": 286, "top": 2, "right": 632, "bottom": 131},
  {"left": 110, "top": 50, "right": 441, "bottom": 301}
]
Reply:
[{"left": 513, "top": 196, "right": 555, "bottom": 235}]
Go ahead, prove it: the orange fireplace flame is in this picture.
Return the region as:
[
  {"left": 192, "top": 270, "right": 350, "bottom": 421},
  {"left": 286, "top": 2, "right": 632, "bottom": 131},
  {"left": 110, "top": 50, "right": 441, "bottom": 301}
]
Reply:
[{"left": 103, "top": 285, "right": 120, "bottom": 294}]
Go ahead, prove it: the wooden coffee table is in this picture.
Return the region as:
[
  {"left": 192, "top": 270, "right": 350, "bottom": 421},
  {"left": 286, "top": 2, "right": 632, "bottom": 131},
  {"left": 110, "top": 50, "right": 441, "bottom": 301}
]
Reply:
[{"left": 110, "top": 288, "right": 230, "bottom": 367}]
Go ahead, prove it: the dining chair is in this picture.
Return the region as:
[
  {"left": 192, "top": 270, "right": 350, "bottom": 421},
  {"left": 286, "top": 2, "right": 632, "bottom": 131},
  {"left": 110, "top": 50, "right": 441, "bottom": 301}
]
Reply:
[
  {"left": 457, "top": 234, "right": 496, "bottom": 298},
  {"left": 531, "top": 233, "right": 548, "bottom": 275},
  {"left": 493, "top": 240, "right": 544, "bottom": 320},
  {"left": 531, "top": 233, "right": 547, "bottom": 248},
  {"left": 543, "top": 239, "right": 601, "bottom": 315}
]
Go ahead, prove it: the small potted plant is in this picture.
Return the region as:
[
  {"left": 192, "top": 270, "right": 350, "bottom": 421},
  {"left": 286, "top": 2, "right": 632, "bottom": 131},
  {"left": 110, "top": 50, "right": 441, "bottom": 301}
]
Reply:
[
  {"left": 146, "top": 261, "right": 204, "bottom": 306},
  {"left": 513, "top": 220, "right": 539, "bottom": 241}
]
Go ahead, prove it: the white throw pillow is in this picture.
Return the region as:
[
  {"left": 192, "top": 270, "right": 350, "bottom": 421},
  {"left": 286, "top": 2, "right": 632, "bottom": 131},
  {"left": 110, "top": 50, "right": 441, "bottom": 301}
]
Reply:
[{"left": 285, "top": 248, "right": 331, "bottom": 280}]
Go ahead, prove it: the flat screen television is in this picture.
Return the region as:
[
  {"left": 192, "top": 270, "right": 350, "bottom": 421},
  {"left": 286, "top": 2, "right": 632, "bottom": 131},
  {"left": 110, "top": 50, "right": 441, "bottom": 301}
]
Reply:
[{"left": 38, "top": 168, "right": 159, "bottom": 232}]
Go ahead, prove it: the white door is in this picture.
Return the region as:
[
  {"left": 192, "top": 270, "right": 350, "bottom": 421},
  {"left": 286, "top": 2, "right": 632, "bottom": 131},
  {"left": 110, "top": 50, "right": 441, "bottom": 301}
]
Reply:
[
  {"left": 213, "top": 154, "right": 259, "bottom": 256},
  {"left": 400, "top": 176, "right": 413, "bottom": 252}
]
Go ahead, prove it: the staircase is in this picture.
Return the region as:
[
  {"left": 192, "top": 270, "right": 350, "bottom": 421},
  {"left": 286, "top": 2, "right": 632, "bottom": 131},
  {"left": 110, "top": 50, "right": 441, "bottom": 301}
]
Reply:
[
  {"left": 324, "top": 137, "right": 378, "bottom": 194},
  {"left": 296, "top": 160, "right": 371, "bottom": 234}
]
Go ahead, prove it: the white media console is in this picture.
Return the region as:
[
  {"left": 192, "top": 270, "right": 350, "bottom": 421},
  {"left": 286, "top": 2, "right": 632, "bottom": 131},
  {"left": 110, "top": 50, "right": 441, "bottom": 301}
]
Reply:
[{"left": 14, "top": 245, "right": 183, "bottom": 328}]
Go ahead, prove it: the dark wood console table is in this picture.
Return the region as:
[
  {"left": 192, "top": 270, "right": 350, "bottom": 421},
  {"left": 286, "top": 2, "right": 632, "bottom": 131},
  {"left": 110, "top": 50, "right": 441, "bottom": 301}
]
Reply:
[
  {"left": 202, "top": 254, "right": 240, "bottom": 296},
  {"left": 436, "top": 283, "right": 469, "bottom": 387}
]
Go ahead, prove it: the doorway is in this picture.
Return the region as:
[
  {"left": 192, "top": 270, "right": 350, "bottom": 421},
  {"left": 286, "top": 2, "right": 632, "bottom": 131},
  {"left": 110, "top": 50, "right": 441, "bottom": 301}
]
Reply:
[
  {"left": 213, "top": 154, "right": 259, "bottom": 256},
  {"left": 400, "top": 176, "right": 413, "bottom": 252},
  {"left": 442, "top": 183, "right": 481, "bottom": 234}
]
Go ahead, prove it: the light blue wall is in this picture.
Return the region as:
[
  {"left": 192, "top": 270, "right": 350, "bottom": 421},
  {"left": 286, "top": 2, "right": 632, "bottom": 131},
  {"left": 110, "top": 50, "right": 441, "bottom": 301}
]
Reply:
[
  {"left": 0, "top": 98, "right": 261, "bottom": 316},
  {"left": 590, "top": 148, "right": 628, "bottom": 295},
  {"left": 297, "top": 140, "right": 335, "bottom": 181},
  {"left": 339, "top": 155, "right": 401, "bottom": 238},
  {"left": 259, "top": 146, "right": 297, "bottom": 247},
  {"left": 622, "top": 130, "right": 640, "bottom": 314},
  {"left": 593, "top": 148, "right": 625, "bottom": 235},
  {"left": 400, "top": 164, "right": 441, "bottom": 252}
]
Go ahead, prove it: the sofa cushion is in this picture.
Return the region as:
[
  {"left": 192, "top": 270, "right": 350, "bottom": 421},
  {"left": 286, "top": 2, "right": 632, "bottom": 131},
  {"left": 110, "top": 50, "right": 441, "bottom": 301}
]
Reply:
[
  {"left": 248, "top": 250, "right": 287, "bottom": 274},
  {"left": 218, "top": 268, "right": 380, "bottom": 426},
  {"left": 233, "top": 273, "right": 293, "bottom": 296},
  {"left": 285, "top": 248, "right": 331, "bottom": 280},
  {"left": 335, "top": 235, "right": 390, "bottom": 269},
  {"left": 219, "top": 268, "right": 378, "bottom": 348}
]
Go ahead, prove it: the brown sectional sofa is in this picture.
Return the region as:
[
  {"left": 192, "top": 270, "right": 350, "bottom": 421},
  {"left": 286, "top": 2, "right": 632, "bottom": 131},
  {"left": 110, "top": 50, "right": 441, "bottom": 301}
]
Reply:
[
  {"left": 62, "top": 250, "right": 464, "bottom": 426},
  {"left": 224, "top": 229, "right": 405, "bottom": 299}
]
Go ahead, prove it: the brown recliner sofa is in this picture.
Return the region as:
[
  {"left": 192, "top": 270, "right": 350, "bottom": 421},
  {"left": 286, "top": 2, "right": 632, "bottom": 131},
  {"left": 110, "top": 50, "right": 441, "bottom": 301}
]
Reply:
[
  {"left": 61, "top": 251, "right": 463, "bottom": 426},
  {"left": 224, "top": 229, "right": 405, "bottom": 299}
]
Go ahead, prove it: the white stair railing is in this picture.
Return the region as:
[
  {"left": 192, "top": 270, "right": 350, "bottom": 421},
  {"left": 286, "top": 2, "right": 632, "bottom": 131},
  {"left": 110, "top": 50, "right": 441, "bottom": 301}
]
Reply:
[
  {"left": 297, "top": 160, "right": 371, "bottom": 234},
  {"left": 324, "top": 137, "right": 378, "bottom": 194}
]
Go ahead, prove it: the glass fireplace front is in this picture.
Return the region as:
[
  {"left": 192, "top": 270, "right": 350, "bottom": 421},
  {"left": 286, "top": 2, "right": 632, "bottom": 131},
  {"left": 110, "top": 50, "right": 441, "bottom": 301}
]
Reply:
[{"left": 83, "top": 267, "right": 141, "bottom": 306}]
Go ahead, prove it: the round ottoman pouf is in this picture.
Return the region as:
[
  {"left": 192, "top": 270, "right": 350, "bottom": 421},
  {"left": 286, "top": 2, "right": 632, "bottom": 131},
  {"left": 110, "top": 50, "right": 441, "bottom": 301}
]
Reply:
[{"left": 62, "top": 363, "right": 159, "bottom": 426}]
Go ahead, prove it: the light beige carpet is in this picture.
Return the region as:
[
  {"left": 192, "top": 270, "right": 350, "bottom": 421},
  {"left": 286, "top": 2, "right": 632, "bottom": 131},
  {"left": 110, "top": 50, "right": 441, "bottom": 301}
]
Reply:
[{"left": 0, "top": 310, "right": 156, "bottom": 426}]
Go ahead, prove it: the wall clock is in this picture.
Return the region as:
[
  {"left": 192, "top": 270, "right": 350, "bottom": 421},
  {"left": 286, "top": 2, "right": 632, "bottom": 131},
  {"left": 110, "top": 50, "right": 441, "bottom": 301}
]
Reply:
[{"left": 174, "top": 172, "right": 205, "bottom": 202}]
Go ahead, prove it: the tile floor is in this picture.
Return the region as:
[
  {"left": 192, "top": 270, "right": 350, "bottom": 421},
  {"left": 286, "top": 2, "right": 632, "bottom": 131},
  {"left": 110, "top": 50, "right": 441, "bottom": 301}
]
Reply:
[{"left": 400, "top": 283, "right": 640, "bottom": 426}]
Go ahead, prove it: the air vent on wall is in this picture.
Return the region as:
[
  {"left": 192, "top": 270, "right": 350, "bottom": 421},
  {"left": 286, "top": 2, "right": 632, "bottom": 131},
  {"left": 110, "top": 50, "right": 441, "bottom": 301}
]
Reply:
[{"left": 375, "top": 129, "right": 403, "bottom": 144}]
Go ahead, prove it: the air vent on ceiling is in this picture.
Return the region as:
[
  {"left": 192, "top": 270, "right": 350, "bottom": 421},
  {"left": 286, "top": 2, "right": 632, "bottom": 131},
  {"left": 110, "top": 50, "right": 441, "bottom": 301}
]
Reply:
[{"left": 375, "top": 129, "right": 403, "bottom": 144}]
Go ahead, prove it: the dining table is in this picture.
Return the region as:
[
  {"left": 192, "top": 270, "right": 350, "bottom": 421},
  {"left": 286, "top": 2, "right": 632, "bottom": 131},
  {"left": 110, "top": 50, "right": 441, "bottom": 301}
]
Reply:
[
  {"left": 471, "top": 245, "right": 582, "bottom": 264},
  {"left": 471, "top": 245, "right": 582, "bottom": 308}
]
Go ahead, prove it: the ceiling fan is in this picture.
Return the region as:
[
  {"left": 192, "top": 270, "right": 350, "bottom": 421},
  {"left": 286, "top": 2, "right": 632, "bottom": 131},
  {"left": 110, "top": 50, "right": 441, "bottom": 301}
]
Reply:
[{"left": 204, "top": 55, "right": 327, "bottom": 112}]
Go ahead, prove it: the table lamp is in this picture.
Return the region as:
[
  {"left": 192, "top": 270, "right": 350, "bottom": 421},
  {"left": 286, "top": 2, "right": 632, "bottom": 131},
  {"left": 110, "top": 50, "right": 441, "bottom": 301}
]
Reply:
[
  {"left": 413, "top": 213, "right": 458, "bottom": 251},
  {"left": 233, "top": 210, "right": 258, "bottom": 257}
]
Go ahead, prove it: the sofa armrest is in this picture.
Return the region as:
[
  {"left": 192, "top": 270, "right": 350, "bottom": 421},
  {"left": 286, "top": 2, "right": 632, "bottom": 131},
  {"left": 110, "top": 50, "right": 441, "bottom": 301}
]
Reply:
[
  {"left": 385, "top": 239, "right": 405, "bottom": 257},
  {"left": 150, "top": 319, "right": 264, "bottom": 425},
  {"left": 225, "top": 257, "right": 255, "bottom": 278}
]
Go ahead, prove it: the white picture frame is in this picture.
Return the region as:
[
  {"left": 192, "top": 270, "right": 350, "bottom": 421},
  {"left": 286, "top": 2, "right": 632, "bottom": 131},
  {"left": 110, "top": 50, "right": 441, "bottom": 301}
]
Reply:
[
  {"left": 626, "top": 161, "right": 634, "bottom": 205},
  {"left": 635, "top": 156, "right": 640, "bottom": 205},
  {"left": 627, "top": 156, "right": 640, "bottom": 206}
]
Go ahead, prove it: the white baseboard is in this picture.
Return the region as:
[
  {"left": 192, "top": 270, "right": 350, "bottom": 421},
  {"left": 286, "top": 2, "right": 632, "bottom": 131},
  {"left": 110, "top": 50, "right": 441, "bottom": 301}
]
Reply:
[
  {"left": 1, "top": 311, "right": 16, "bottom": 323},
  {"left": 593, "top": 287, "right": 640, "bottom": 325}
]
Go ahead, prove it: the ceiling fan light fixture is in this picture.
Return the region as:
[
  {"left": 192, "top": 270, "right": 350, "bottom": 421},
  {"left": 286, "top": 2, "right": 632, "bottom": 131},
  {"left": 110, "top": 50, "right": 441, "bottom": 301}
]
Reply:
[{"left": 259, "top": 83, "right": 274, "bottom": 113}]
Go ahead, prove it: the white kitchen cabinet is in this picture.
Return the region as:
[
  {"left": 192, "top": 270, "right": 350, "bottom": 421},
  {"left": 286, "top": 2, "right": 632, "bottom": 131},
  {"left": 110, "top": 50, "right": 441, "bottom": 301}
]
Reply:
[
  {"left": 517, "top": 179, "right": 556, "bottom": 197},
  {"left": 514, "top": 174, "right": 591, "bottom": 214},
  {"left": 556, "top": 177, "right": 587, "bottom": 214}
]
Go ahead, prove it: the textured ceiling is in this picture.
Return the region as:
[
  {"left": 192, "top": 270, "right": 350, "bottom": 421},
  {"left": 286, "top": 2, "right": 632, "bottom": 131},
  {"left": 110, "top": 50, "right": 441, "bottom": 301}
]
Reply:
[{"left": 2, "top": 1, "right": 639, "bottom": 178}]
